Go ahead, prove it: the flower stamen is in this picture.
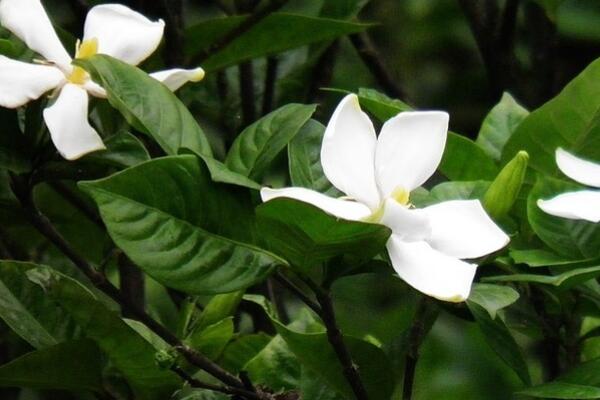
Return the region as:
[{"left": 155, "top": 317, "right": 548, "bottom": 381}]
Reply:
[{"left": 68, "top": 38, "right": 98, "bottom": 85}]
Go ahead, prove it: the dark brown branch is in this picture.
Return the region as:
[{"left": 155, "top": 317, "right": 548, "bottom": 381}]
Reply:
[
  {"left": 172, "top": 366, "right": 262, "bottom": 399},
  {"left": 273, "top": 273, "right": 321, "bottom": 315},
  {"left": 191, "top": 0, "right": 290, "bottom": 65},
  {"left": 262, "top": 57, "right": 279, "bottom": 115},
  {"left": 118, "top": 253, "right": 145, "bottom": 319},
  {"left": 161, "top": 0, "right": 185, "bottom": 66},
  {"left": 307, "top": 41, "right": 340, "bottom": 105},
  {"left": 402, "top": 298, "right": 432, "bottom": 400},
  {"left": 349, "top": 32, "right": 406, "bottom": 100},
  {"left": 302, "top": 277, "right": 369, "bottom": 400},
  {"left": 49, "top": 181, "right": 104, "bottom": 229},
  {"left": 9, "top": 174, "right": 254, "bottom": 395},
  {"left": 239, "top": 61, "right": 256, "bottom": 127}
]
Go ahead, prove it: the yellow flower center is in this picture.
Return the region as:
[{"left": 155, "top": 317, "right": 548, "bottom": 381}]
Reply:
[
  {"left": 68, "top": 38, "right": 98, "bottom": 85},
  {"left": 391, "top": 186, "right": 410, "bottom": 206}
]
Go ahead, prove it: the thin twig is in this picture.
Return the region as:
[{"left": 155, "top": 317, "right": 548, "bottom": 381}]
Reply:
[
  {"left": 171, "top": 366, "right": 262, "bottom": 399},
  {"left": 349, "top": 32, "right": 406, "bottom": 100},
  {"left": 191, "top": 0, "right": 290, "bottom": 65},
  {"left": 402, "top": 297, "right": 432, "bottom": 400},
  {"left": 262, "top": 56, "right": 279, "bottom": 115},
  {"left": 302, "top": 277, "right": 369, "bottom": 400},
  {"left": 49, "top": 181, "right": 104, "bottom": 229},
  {"left": 239, "top": 61, "right": 256, "bottom": 126},
  {"left": 273, "top": 273, "right": 321, "bottom": 315},
  {"left": 9, "top": 174, "right": 254, "bottom": 395},
  {"left": 118, "top": 253, "right": 145, "bottom": 319}
]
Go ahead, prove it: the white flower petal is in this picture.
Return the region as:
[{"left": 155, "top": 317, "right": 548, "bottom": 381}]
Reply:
[
  {"left": 387, "top": 237, "right": 477, "bottom": 302},
  {"left": 83, "top": 4, "right": 164, "bottom": 65},
  {"left": 538, "top": 190, "right": 600, "bottom": 223},
  {"left": 375, "top": 111, "right": 448, "bottom": 196},
  {"left": 321, "top": 94, "right": 380, "bottom": 209},
  {"left": 43, "top": 84, "right": 105, "bottom": 160},
  {"left": 260, "top": 187, "right": 372, "bottom": 221},
  {"left": 0, "top": 0, "right": 72, "bottom": 72},
  {"left": 423, "top": 200, "right": 509, "bottom": 259},
  {"left": 150, "top": 67, "right": 205, "bottom": 92},
  {"left": 380, "top": 199, "right": 431, "bottom": 241},
  {"left": 556, "top": 148, "right": 600, "bottom": 188},
  {"left": 0, "top": 56, "right": 64, "bottom": 108},
  {"left": 83, "top": 80, "right": 107, "bottom": 98}
]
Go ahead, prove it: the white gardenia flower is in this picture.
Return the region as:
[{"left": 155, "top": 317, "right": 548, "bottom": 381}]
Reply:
[
  {"left": 537, "top": 148, "right": 600, "bottom": 223},
  {"left": 261, "top": 94, "right": 510, "bottom": 302},
  {"left": 0, "top": 0, "right": 205, "bottom": 160}
]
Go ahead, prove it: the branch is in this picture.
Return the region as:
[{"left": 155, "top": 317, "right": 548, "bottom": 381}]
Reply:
[
  {"left": 302, "top": 277, "right": 369, "bottom": 400},
  {"left": 402, "top": 297, "right": 433, "bottom": 400},
  {"left": 262, "top": 56, "right": 279, "bottom": 115},
  {"left": 118, "top": 254, "right": 145, "bottom": 319},
  {"left": 49, "top": 181, "right": 104, "bottom": 229},
  {"left": 172, "top": 366, "right": 262, "bottom": 400},
  {"left": 307, "top": 41, "right": 340, "bottom": 104},
  {"left": 239, "top": 61, "right": 256, "bottom": 127},
  {"left": 273, "top": 273, "right": 321, "bottom": 315},
  {"left": 349, "top": 32, "right": 406, "bottom": 100},
  {"left": 9, "top": 174, "right": 256, "bottom": 396},
  {"left": 191, "top": 0, "right": 290, "bottom": 65}
]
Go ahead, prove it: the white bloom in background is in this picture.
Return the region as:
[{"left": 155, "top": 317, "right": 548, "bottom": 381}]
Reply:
[
  {"left": 0, "top": 0, "right": 205, "bottom": 160},
  {"left": 537, "top": 148, "right": 600, "bottom": 223},
  {"left": 262, "top": 94, "right": 509, "bottom": 302}
]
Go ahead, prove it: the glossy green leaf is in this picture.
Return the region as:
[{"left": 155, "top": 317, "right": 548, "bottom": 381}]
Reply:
[
  {"left": 484, "top": 265, "right": 600, "bottom": 289},
  {"left": 467, "top": 302, "right": 530, "bottom": 385},
  {"left": 357, "top": 87, "right": 411, "bottom": 121},
  {"left": 528, "top": 175, "right": 600, "bottom": 259},
  {"left": 187, "top": 318, "right": 234, "bottom": 360},
  {"left": 187, "top": 13, "right": 369, "bottom": 71},
  {"left": 300, "top": 366, "right": 344, "bottom": 400},
  {"left": 517, "top": 382, "right": 600, "bottom": 399},
  {"left": 80, "top": 155, "right": 281, "bottom": 294},
  {"left": 220, "top": 333, "right": 271, "bottom": 374},
  {"left": 245, "top": 334, "right": 301, "bottom": 392},
  {"left": 468, "top": 283, "right": 520, "bottom": 319},
  {"left": 0, "top": 339, "right": 103, "bottom": 392},
  {"left": 503, "top": 57, "right": 600, "bottom": 174},
  {"left": 510, "top": 249, "right": 594, "bottom": 267},
  {"left": 288, "top": 119, "right": 339, "bottom": 196},
  {"left": 440, "top": 133, "right": 499, "bottom": 181},
  {"left": 226, "top": 104, "right": 316, "bottom": 179},
  {"left": 192, "top": 291, "right": 244, "bottom": 334},
  {"left": 84, "top": 131, "right": 150, "bottom": 168},
  {"left": 0, "top": 261, "right": 78, "bottom": 349},
  {"left": 0, "top": 39, "right": 16, "bottom": 57},
  {"left": 256, "top": 198, "right": 390, "bottom": 274},
  {"left": 476, "top": 92, "right": 529, "bottom": 161},
  {"left": 411, "top": 181, "right": 490, "bottom": 208},
  {"left": 76, "top": 55, "right": 212, "bottom": 157},
  {"left": 247, "top": 295, "right": 395, "bottom": 400},
  {"left": 27, "top": 266, "right": 180, "bottom": 400}
]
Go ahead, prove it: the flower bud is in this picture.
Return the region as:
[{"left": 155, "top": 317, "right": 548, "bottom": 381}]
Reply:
[{"left": 483, "top": 151, "right": 529, "bottom": 219}]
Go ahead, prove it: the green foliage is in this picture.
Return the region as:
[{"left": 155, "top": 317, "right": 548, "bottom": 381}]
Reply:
[
  {"left": 80, "top": 155, "right": 280, "bottom": 294},
  {"left": 76, "top": 55, "right": 212, "bottom": 157},
  {"left": 256, "top": 198, "right": 391, "bottom": 274},
  {"left": 226, "top": 104, "right": 316, "bottom": 179}
]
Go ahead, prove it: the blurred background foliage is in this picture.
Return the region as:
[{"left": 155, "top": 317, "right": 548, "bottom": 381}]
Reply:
[{"left": 1, "top": 0, "right": 600, "bottom": 398}]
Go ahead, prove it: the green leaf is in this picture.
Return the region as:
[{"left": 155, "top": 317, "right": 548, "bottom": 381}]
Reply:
[
  {"left": 288, "top": 119, "right": 339, "bottom": 196},
  {"left": 226, "top": 104, "right": 316, "bottom": 179},
  {"left": 187, "top": 13, "right": 369, "bottom": 71},
  {"left": 244, "top": 335, "right": 301, "bottom": 392},
  {"left": 0, "top": 261, "right": 79, "bottom": 349},
  {"left": 247, "top": 295, "right": 395, "bottom": 400},
  {"left": 517, "top": 382, "right": 600, "bottom": 399},
  {"left": 0, "top": 339, "right": 103, "bottom": 392},
  {"left": 192, "top": 291, "right": 244, "bottom": 334},
  {"left": 187, "top": 318, "right": 234, "bottom": 360},
  {"left": 256, "top": 198, "right": 390, "bottom": 274},
  {"left": 220, "top": 333, "right": 271, "bottom": 374},
  {"left": 0, "top": 39, "right": 16, "bottom": 57},
  {"left": 357, "top": 87, "right": 411, "bottom": 121},
  {"left": 476, "top": 92, "right": 529, "bottom": 161},
  {"left": 80, "top": 155, "right": 280, "bottom": 294},
  {"left": 467, "top": 302, "right": 530, "bottom": 385},
  {"left": 510, "top": 249, "right": 594, "bottom": 267},
  {"left": 0, "top": 108, "right": 31, "bottom": 173},
  {"left": 468, "top": 283, "right": 520, "bottom": 319},
  {"left": 503, "top": 57, "right": 600, "bottom": 175},
  {"left": 439, "top": 133, "right": 499, "bottom": 181},
  {"left": 84, "top": 131, "right": 150, "bottom": 168},
  {"left": 528, "top": 175, "right": 600, "bottom": 259},
  {"left": 76, "top": 55, "right": 212, "bottom": 157},
  {"left": 483, "top": 265, "right": 600, "bottom": 289},
  {"left": 300, "top": 366, "right": 344, "bottom": 400},
  {"left": 411, "top": 181, "right": 490, "bottom": 208},
  {"left": 28, "top": 266, "right": 180, "bottom": 400}
]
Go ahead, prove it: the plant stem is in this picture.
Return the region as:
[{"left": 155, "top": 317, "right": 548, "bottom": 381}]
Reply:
[
  {"left": 171, "top": 366, "right": 262, "bottom": 399},
  {"left": 239, "top": 61, "right": 256, "bottom": 127},
  {"left": 349, "top": 32, "right": 406, "bottom": 100},
  {"left": 302, "top": 277, "right": 369, "bottom": 400},
  {"left": 262, "top": 56, "right": 279, "bottom": 115},
  {"left": 9, "top": 174, "right": 257, "bottom": 396},
  {"left": 403, "top": 297, "right": 433, "bottom": 400},
  {"left": 273, "top": 273, "right": 321, "bottom": 315},
  {"left": 49, "top": 181, "right": 104, "bottom": 229},
  {"left": 118, "top": 253, "right": 145, "bottom": 319}
]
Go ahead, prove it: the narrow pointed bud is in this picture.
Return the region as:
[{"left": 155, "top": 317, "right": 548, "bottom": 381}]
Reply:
[{"left": 483, "top": 150, "right": 529, "bottom": 219}]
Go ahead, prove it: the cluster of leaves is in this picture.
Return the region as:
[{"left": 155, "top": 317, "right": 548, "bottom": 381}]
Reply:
[{"left": 0, "top": 1, "right": 599, "bottom": 399}]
